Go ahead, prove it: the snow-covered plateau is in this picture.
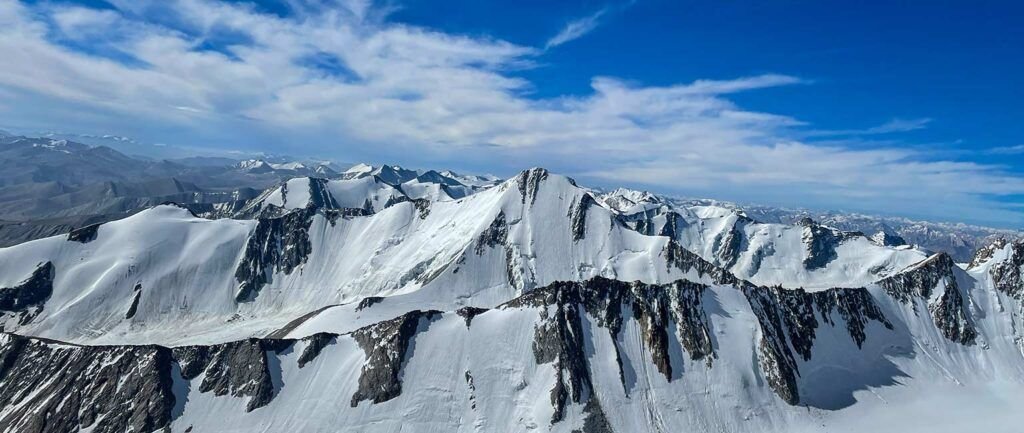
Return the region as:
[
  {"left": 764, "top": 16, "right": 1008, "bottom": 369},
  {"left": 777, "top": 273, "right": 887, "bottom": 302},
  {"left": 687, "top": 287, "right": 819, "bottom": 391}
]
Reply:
[{"left": 1, "top": 166, "right": 1022, "bottom": 433}]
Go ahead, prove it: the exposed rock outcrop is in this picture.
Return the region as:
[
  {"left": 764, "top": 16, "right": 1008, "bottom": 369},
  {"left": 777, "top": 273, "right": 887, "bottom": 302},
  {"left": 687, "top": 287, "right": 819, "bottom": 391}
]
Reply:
[
  {"left": 515, "top": 168, "right": 549, "bottom": 206},
  {"left": 0, "top": 333, "right": 175, "bottom": 433},
  {"left": 173, "top": 338, "right": 292, "bottom": 412},
  {"left": 0, "top": 262, "right": 54, "bottom": 326},
  {"left": 297, "top": 332, "right": 335, "bottom": 368},
  {"left": 713, "top": 217, "right": 746, "bottom": 269},
  {"left": 743, "top": 285, "right": 893, "bottom": 404},
  {"left": 456, "top": 306, "right": 488, "bottom": 327},
  {"left": 66, "top": 222, "right": 101, "bottom": 243},
  {"left": 968, "top": 238, "right": 1008, "bottom": 270},
  {"left": 663, "top": 238, "right": 744, "bottom": 286},
  {"left": 413, "top": 198, "right": 431, "bottom": 219},
  {"left": 307, "top": 177, "right": 341, "bottom": 210},
  {"left": 989, "top": 240, "right": 1024, "bottom": 299},
  {"left": 350, "top": 310, "right": 441, "bottom": 407},
  {"left": 798, "top": 218, "right": 842, "bottom": 270},
  {"left": 877, "top": 253, "right": 977, "bottom": 345},
  {"left": 504, "top": 277, "right": 715, "bottom": 421},
  {"left": 234, "top": 207, "right": 315, "bottom": 302},
  {"left": 356, "top": 296, "right": 384, "bottom": 311},
  {"left": 0, "top": 331, "right": 352, "bottom": 431},
  {"left": 569, "top": 193, "right": 597, "bottom": 241},
  {"left": 871, "top": 231, "right": 907, "bottom": 247},
  {"left": 125, "top": 283, "right": 142, "bottom": 319},
  {"left": 475, "top": 211, "right": 508, "bottom": 254}
]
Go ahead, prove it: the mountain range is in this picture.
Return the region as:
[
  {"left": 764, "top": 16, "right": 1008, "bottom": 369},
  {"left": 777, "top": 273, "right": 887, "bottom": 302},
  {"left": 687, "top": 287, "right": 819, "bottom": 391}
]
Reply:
[{"left": 0, "top": 156, "right": 1022, "bottom": 432}]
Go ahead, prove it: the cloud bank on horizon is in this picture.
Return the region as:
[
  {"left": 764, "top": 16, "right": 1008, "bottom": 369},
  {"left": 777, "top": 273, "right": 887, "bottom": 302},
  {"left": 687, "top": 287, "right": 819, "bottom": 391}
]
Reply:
[{"left": 0, "top": 0, "right": 1022, "bottom": 227}]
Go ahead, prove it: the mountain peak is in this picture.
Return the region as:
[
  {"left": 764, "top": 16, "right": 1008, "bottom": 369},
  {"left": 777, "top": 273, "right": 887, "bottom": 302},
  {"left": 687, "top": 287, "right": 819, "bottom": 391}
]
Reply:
[
  {"left": 238, "top": 159, "right": 272, "bottom": 171},
  {"left": 343, "top": 162, "right": 374, "bottom": 174},
  {"left": 871, "top": 230, "right": 907, "bottom": 247}
]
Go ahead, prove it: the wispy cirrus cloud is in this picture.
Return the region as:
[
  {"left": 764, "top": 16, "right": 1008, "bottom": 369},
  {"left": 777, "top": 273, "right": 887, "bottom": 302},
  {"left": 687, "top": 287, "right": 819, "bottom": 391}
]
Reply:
[
  {"left": 545, "top": 8, "right": 608, "bottom": 50},
  {"left": 864, "top": 117, "right": 932, "bottom": 134},
  {"left": 543, "top": 1, "right": 638, "bottom": 50},
  {"left": 805, "top": 117, "right": 932, "bottom": 137},
  {"left": 0, "top": 0, "right": 1021, "bottom": 226},
  {"left": 988, "top": 144, "right": 1024, "bottom": 154}
]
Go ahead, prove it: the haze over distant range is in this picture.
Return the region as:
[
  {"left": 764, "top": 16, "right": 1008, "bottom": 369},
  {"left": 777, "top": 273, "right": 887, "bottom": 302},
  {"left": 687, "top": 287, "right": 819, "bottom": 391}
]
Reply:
[{"left": 1, "top": 0, "right": 1022, "bottom": 227}]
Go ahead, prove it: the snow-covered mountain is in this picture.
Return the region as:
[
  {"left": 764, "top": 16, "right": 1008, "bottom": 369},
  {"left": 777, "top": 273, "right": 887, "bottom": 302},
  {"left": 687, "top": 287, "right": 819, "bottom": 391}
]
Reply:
[
  {"left": 1, "top": 167, "right": 1022, "bottom": 432},
  {"left": 728, "top": 203, "right": 1022, "bottom": 263},
  {"left": 597, "top": 189, "right": 928, "bottom": 289},
  {"left": 237, "top": 159, "right": 341, "bottom": 178}
]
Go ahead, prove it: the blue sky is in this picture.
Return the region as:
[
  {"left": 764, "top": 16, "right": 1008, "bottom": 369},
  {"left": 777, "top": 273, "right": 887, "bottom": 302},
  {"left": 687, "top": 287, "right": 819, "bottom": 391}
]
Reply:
[{"left": 1, "top": 0, "right": 1022, "bottom": 227}]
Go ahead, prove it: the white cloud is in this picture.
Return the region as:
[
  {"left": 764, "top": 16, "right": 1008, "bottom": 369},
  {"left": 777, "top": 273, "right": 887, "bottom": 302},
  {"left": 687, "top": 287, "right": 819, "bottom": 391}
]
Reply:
[
  {"left": 805, "top": 117, "right": 932, "bottom": 137},
  {"left": 0, "top": 0, "right": 1022, "bottom": 226},
  {"left": 544, "top": 8, "right": 607, "bottom": 50},
  {"left": 50, "top": 6, "right": 121, "bottom": 37},
  {"left": 989, "top": 144, "right": 1024, "bottom": 155},
  {"left": 864, "top": 117, "right": 932, "bottom": 134}
]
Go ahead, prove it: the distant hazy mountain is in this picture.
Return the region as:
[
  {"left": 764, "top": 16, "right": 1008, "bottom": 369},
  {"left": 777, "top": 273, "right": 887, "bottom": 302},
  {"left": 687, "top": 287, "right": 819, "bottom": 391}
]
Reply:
[
  {"left": 0, "top": 135, "right": 184, "bottom": 188},
  {"left": 0, "top": 134, "right": 347, "bottom": 246}
]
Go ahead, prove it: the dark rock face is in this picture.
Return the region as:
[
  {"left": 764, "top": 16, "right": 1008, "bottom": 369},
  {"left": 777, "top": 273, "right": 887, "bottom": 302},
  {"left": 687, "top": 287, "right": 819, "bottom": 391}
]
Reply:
[
  {"left": 350, "top": 310, "right": 441, "bottom": 407},
  {"left": 0, "top": 262, "right": 54, "bottom": 325},
  {"left": 743, "top": 285, "right": 893, "bottom": 405},
  {"left": 66, "top": 222, "right": 101, "bottom": 243},
  {"left": 475, "top": 212, "right": 508, "bottom": 254},
  {"left": 800, "top": 220, "right": 842, "bottom": 270},
  {"left": 989, "top": 240, "right": 1024, "bottom": 299},
  {"left": 234, "top": 207, "right": 315, "bottom": 302},
  {"left": 713, "top": 219, "right": 745, "bottom": 269},
  {"left": 878, "top": 253, "right": 951, "bottom": 302},
  {"left": 297, "top": 333, "right": 335, "bottom": 368},
  {"left": 381, "top": 193, "right": 410, "bottom": 211},
  {"left": 0, "top": 333, "right": 176, "bottom": 433},
  {"left": 456, "top": 306, "right": 489, "bottom": 327},
  {"left": 877, "top": 253, "right": 977, "bottom": 345},
  {"left": 477, "top": 211, "right": 524, "bottom": 292},
  {"left": 413, "top": 199, "right": 431, "bottom": 219},
  {"left": 614, "top": 204, "right": 679, "bottom": 239},
  {"left": 569, "top": 194, "right": 597, "bottom": 241},
  {"left": 663, "top": 238, "right": 744, "bottom": 287},
  {"left": 125, "top": 283, "right": 142, "bottom": 319},
  {"left": 621, "top": 213, "right": 652, "bottom": 236},
  {"left": 929, "top": 281, "right": 977, "bottom": 345},
  {"left": 968, "top": 238, "right": 1008, "bottom": 270},
  {"left": 0, "top": 331, "right": 354, "bottom": 430},
  {"left": 573, "top": 397, "right": 615, "bottom": 433},
  {"left": 464, "top": 370, "right": 478, "bottom": 410},
  {"left": 516, "top": 168, "right": 549, "bottom": 205},
  {"left": 504, "top": 277, "right": 715, "bottom": 422},
  {"left": 659, "top": 211, "right": 681, "bottom": 239},
  {"left": 871, "top": 231, "right": 907, "bottom": 247},
  {"left": 356, "top": 296, "right": 384, "bottom": 311},
  {"left": 321, "top": 207, "right": 373, "bottom": 224},
  {"left": 530, "top": 296, "right": 589, "bottom": 423},
  {"left": 307, "top": 178, "right": 341, "bottom": 211},
  {"left": 173, "top": 338, "right": 292, "bottom": 412}
]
